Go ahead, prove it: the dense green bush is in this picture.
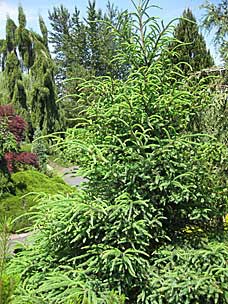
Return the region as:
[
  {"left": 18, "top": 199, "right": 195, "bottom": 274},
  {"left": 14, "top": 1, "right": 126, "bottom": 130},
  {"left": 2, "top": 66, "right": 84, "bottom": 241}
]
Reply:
[
  {"left": 147, "top": 242, "right": 228, "bottom": 303},
  {"left": 7, "top": 1, "right": 228, "bottom": 303}
]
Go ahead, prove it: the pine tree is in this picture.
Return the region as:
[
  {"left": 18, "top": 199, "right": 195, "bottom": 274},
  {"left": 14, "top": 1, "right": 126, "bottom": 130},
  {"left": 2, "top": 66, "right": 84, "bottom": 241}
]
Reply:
[
  {"left": 48, "top": 1, "right": 130, "bottom": 128},
  {"left": 48, "top": 1, "right": 128, "bottom": 84},
  {"left": 86, "top": 0, "right": 101, "bottom": 75},
  {"left": 48, "top": 5, "right": 73, "bottom": 92},
  {"left": 170, "top": 8, "right": 214, "bottom": 74}
]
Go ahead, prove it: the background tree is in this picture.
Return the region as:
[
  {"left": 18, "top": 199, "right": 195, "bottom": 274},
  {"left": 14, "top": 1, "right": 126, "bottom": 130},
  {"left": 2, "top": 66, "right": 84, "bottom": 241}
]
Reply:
[
  {"left": 3, "top": 17, "right": 28, "bottom": 117},
  {"left": 0, "top": 6, "right": 61, "bottom": 136},
  {"left": 170, "top": 8, "right": 214, "bottom": 74},
  {"left": 202, "top": 0, "right": 228, "bottom": 65},
  {"left": 49, "top": 0, "right": 127, "bottom": 127}
]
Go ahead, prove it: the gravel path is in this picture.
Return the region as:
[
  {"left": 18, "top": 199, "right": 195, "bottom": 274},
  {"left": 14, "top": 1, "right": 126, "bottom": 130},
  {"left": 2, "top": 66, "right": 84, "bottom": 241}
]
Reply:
[{"left": 48, "top": 161, "right": 87, "bottom": 186}]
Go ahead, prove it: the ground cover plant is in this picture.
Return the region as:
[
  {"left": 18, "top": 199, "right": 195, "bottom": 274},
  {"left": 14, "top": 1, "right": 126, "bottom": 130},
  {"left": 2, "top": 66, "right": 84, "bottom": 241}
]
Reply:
[
  {"left": 7, "top": 1, "right": 228, "bottom": 303},
  {"left": 0, "top": 170, "right": 73, "bottom": 232}
]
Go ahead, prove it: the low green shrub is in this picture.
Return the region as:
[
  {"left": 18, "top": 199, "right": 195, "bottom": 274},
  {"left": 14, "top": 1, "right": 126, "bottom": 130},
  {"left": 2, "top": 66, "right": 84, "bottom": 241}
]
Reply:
[
  {"left": 20, "top": 143, "right": 32, "bottom": 153},
  {"left": 0, "top": 170, "right": 74, "bottom": 232}
]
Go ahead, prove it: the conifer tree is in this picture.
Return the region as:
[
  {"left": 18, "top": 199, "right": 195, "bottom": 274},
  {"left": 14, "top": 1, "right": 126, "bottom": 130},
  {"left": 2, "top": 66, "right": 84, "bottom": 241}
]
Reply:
[
  {"left": 48, "top": 1, "right": 128, "bottom": 127},
  {"left": 0, "top": 7, "right": 61, "bottom": 136},
  {"left": 30, "top": 30, "right": 61, "bottom": 135},
  {"left": 48, "top": 0, "right": 128, "bottom": 85},
  {"left": 170, "top": 8, "right": 214, "bottom": 74},
  {"left": 4, "top": 17, "right": 28, "bottom": 116},
  {"left": 48, "top": 5, "right": 72, "bottom": 89},
  {"left": 202, "top": 0, "right": 228, "bottom": 65}
]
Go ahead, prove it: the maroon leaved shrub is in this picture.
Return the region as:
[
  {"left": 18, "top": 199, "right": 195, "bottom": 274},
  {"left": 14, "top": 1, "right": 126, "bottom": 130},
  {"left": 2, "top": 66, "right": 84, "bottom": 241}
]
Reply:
[
  {"left": 0, "top": 104, "right": 15, "bottom": 117},
  {"left": 4, "top": 152, "right": 14, "bottom": 173},
  {"left": 0, "top": 104, "right": 27, "bottom": 143},
  {"left": 4, "top": 152, "right": 39, "bottom": 173},
  {"left": 8, "top": 115, "right": 27, "bottom": 142}
]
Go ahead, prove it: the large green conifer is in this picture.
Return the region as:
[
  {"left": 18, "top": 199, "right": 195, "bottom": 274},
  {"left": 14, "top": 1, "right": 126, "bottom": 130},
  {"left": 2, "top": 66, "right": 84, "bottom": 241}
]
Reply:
[{"left": 171, "top": 8, "right": 214, "bottom": 74}]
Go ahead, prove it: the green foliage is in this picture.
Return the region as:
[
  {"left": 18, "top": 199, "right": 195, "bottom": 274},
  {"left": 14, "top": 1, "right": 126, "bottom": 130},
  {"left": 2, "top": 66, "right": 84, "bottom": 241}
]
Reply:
[
  {"left": 7, "top": 1, "right": 228, "bottom": 303},
  {"left": 0, "top": 216, "right": 17, "bottom": 304},
  {"left": 170, "top": 8, "right": 214, "bottom": 74},
  {"left": 0, "top": 6, "right": 61, "bottom": 135},
  {"left": 32, "top": 128, "right": 48, "bottom": 172},
  {"left": 0, "top": 73, "right": 10, "bottom": 105},
  {"left": 29, "top": 31, "right": 61, "bottom": 135},
  {"left": 201, "top": 0, "right": 228, "bottom": 64},
  {"left": 0, "top": 170, "right": 74, "bottom": 232},
  {"left": 8, "top": 192, "right": 128, "bottom": 303},
  {"left": 48, "top": 1, "right": 129, "bottom": 127},
  {"left": 199, "top": 90, "right": 228, "bottom": 144},
  {"left": 0, "top": 120, "right": 17, "bottom": 196},
  {"left": 143, "top": 242, "right": 228, "bottom": 303}
]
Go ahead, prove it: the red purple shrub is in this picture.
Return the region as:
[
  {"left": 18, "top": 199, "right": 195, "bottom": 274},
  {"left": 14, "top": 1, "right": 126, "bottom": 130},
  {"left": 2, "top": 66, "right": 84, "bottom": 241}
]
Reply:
[
  {"left": 8, "top": 115, "right": 27, "bottom": 143},
  {"left": 4, "top": 152, "right": 39, "bottom": 173},
  {"left": 0, "top": 104, "right": 27, "bottom": 143},
  {"left": 0, "top": 104, "right": 15, "bottom": 117},
  {"left": 1, "top": 104, "right": 38, "bottom": 174}
]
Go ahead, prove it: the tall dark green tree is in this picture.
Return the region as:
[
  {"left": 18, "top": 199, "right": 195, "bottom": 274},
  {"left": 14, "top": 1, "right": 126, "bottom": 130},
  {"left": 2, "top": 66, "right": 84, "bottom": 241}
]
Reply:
[
  {"left": 170, "top": 8, "right": 214, "bottom": 74},
  {"left": 4, "top": 16, "right": 28, "bottom": 117},
  {"left": 202, "top": 0, "right": 228, "bottom": 65},
  {"left": 0, "top": 6, "right": 61, "bottom": 136},
  {"left": 30, "top": 19, "right": 61, "bottom": 135}
]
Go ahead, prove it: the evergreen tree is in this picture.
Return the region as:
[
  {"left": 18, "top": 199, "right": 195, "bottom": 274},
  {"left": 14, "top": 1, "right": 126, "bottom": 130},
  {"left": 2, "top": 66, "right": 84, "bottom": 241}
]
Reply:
[
  {"left": 0, "top": 7, "right": 61, "bottom": 136},
  {"left": 48, "top": 5, "right": 73, "bottom": 91},
  {"left": 202, "top": 0, "right": 228, "bottom": 65},
  {"left": 48, "top": 1, "right": 128, "bottom": 85},
  {"left": 86, "top": 0, "right": 102, "bottom": 75},
  {"left": 4, "top": 17, "right": 28, "bottom": 116},
  {"left": 170, "top": 8, "right": 214, "bottom": 74},
  {"left": 30, "top": 29, "right": 61, "bottom": 135},
  {"left": 48, "top": 1, "right": 128, "bottom": 128}
]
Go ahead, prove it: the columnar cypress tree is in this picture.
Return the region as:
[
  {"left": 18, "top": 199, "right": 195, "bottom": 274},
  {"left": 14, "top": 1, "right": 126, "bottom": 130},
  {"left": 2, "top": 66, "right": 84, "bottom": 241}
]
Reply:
[
  {"left": 4, "top": 17, "right": 28, "bottom": 116},
  {"left": 171, "top": 8, "right": 214, "bottom": 74},
  {"left": 0, "top": 7, "right": 61, "bottom": 136},
  {"left": 30, "top": 30, "right": 61, "bottom": 135}
]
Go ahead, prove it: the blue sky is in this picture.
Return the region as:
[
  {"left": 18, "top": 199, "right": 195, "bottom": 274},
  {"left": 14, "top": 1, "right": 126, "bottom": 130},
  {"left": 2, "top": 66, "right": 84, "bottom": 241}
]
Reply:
[{"left": 0, "top": 0, "right": 222, "bottom": 64}]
